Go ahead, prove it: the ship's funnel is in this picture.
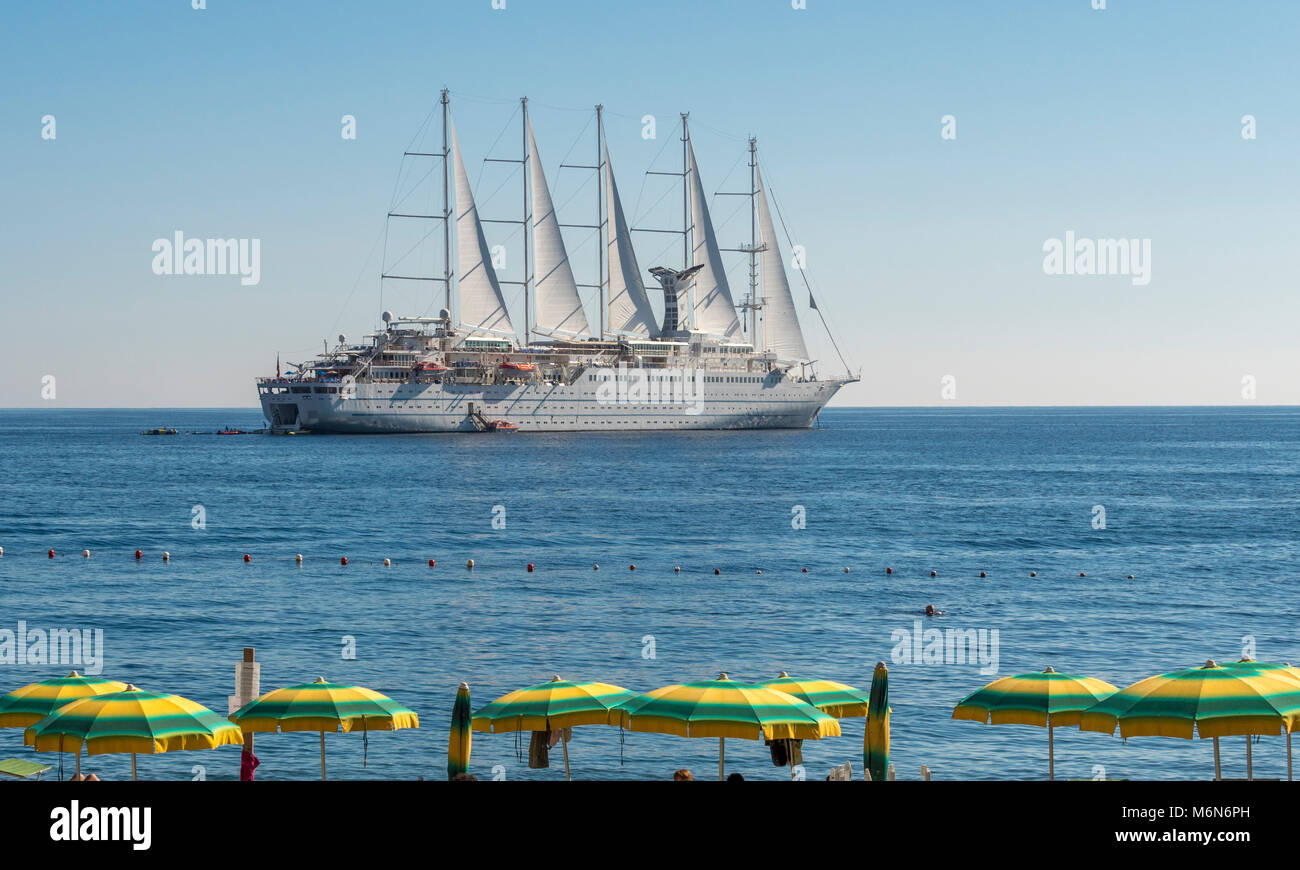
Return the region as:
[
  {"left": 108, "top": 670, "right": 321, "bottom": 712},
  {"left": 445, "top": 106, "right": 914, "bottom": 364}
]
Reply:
[{"left": 649, "top": 264, "right": 702, "bottom": 334}]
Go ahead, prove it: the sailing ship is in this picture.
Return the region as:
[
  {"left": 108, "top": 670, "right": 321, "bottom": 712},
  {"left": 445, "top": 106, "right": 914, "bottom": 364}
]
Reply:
[{"left": 256, "top": 91, "right": 857, "bottom": 433}]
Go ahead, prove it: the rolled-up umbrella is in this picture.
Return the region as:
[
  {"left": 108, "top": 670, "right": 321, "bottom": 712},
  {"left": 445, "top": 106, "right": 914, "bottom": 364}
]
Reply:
[
  {"left": 448, "top": 682, "right": 472, "bottom": 780},
  {"left": 1079, "top": 659, "right": 1300, "bottom": 780},
  {"left": 864, "top": 662, "right": 890, "bottom": 782},
  {"left": 472, "top": 676, "right": 633, "bottom": 780},
  {"left": 230, "top": 677, "right": 418, "bottom": 780},
  {"left": 953, "top": 666, "right": 1117, "bottom": 780},
  {"left": 613, "top": 673, "right": 840, "bottom": 781},
  {"left": 24, "top": 684, "right": 242, "bottom": 780}
]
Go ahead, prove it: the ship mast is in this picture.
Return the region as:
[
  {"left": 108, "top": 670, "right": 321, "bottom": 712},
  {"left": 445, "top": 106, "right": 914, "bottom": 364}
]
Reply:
[
  {"left": 558, "top": 105, "right": 607, "bottom": 339},
  {"left": 441, "top": 89, "right": 451, "bottom": 314},
  {"left": 481, "top": 96, "right": 532, "bottom": 347},
  {"left": 720, "top": 136, "right": 765, "bottom": 348},
  {"left": 381, "top": 90, "right": 454, "bottom": 321}
]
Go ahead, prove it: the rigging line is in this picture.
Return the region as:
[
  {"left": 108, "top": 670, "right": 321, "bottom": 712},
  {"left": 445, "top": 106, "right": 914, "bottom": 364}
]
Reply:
[
  {"left": 691, "top": 119, "right": 749, "bottom": 142},
  {"left": 629, "top": 128, "right": 677, "bottom": 220},
  {"left": 768, "top": 186, "right": 854, "bottom": 376},
  {"left": 555, "top": 113, "right": 595, "bottom": 168},
  {"left": 476, "top": 105, "right": 522, "bottom": 192},
  {"left": 390, "top": 162, "right": 439, "bottom": 213},
  {"left": 385, "top": 222, "right": 442, "bottom": 273},
  {"left": 331, "top": 221, "right": 390, "bottom": 334}
]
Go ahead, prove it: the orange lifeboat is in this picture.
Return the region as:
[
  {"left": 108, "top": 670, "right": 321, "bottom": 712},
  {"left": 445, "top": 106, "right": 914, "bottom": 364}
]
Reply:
[{"left": 498, "top": 362, "right": 538, "bottom": 372}]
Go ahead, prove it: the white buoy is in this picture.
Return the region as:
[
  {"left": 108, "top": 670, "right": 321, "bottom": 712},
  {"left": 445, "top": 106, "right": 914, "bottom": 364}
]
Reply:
[
  {"left": 673, "top": 566, "right": 681, "bottom": 572},
  {"left": 383, "top": 558, "right": 391, "bottom": 567},
  {"left": 593, "top": 564, "right": 599, "bottom": 571},
  {"left": 162, "top": 552, "right": 170, "bottom": 562},
  {"left": 467, "top": 559, "right": 475, "bottom": 569},
  {"left": 844, "top": 567, "right": 850, "bottom": 574},
  {"left": 83, "top": 550, "right": 90, "bottom": 558},
  {"left": 0, "top": 546, "right": 4, "bottom": 557},
  {"left": 295, "top": 554, "right": 303, "bottom": 563}
]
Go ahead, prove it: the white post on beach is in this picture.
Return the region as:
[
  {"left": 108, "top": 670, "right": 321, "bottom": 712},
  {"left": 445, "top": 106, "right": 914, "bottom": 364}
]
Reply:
[{"left": 228, "top": 647, "right": 260, "bottom": 777}]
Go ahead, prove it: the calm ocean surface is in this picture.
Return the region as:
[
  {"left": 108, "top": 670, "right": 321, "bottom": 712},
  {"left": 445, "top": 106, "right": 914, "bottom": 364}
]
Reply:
[{"left": 1, "top": 407, "right": 1297, "bottom": 781}]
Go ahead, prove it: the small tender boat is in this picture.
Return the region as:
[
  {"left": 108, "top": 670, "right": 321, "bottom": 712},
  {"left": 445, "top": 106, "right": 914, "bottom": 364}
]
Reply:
[
  {"left": 486, "top": 420, "right": 518, "bottom": 431},
  {"left": 498, "top": 362, "right": 538, "bottom": 372},
  {"left": 415, "top": 362, "right": 450, "bottom": 372},
  {"left": 217, "top": 429, "right": 245, "bottom": 435},
  {"left": 141, "top": 428, "right": 178, "bottom": 435}
]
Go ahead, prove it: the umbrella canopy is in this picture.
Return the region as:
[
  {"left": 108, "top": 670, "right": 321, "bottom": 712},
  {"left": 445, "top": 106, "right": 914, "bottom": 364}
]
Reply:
[
  {"left": 472, "top": 676, "right": 634, "bottom": 733},
  {"left": 229, "top": 677, "right": 419, "bottom": 780},
  {"left": 613, "top": 673, "right": 840, "bottom": 780},
  {"left": 865, "top": 662, "right": 891, "bottom": 782},
  {"left": 954, "top": 667, "right": 1119, "bottom": 727},
  {"left": 1218, "top": 658, "right": 1300, "bottom": 780},
  {"left": 757, "top": 672, "right": 871, "bottom": 718},
  {"left": 0, "top": 671, "right": 127, "bottom": 728},
  {"left": 953, "top": 666, "right": 1117, "bottom": 780},
  {"left": 23, "top": 684, "right": 242, "bottom": 780},
  {"left": 1079, "top": 660, "right": 1300, "bottom": 739},
  {"left": 472, "top": 676, "right": 634, "bottom": 781},
  {"left": 230, "top": 677, "right": 419, "bottom": 733},
  {"left": 448, "top": 682, "right": 471, "bottom": 780}
]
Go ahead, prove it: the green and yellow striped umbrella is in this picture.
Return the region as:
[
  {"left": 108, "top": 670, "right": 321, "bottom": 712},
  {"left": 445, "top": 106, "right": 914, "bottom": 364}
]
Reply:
[
  {"left": 230, "top": 677, "right": 419, "bottom": 780},
  {"left": 1219, "top": 658, "right": 1300, "bottom": 780},
  {"left": 472, "top": 676, "right": 634, "bottom": 780},
  {"left": 23, "top": 684, "right": 242, "bottom": 780},
  {"left": 954, "top": 666, "right": 1118, "bottom": 780},
  {"left": 612, "top": 673, "right": 841, "bottom": 780},
  {"left": 1079, "top": 659, "right": 1300, "bottom": 780},
  {"left": 865, "top": 662, "right": 891, "bottom": 782},
  {"left": 757, "top": 672, "right": 871, "bottom": 718},
  {"left": 0, "top": 671, "right": 127, "bottom": 728},
  {"left": 448, "top": 682, "right": 471, "bottom": 780}
]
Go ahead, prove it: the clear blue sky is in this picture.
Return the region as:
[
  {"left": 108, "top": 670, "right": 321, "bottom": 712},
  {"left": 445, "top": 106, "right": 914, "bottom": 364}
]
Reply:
[{"left": 2, "top": 0, "right": 1297, "bottom": 407}]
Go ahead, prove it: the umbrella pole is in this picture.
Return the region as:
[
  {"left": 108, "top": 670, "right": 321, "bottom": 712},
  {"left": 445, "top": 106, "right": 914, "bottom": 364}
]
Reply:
[
  {"left": 719, "top": 737, "right": 725, "bottom": 781},
  {"left": 131, "top": 753, "right": 137, "bottom": 782},
  {"left": 320, "top": 732, "right": 326, "bottom": 781},
  {"left": 75, "top": 747, "right": 81, "bottom": 780},
  {"left": 1047, "top": 714, "right": 1054, "bottom": 782},
  {"left": 1246, "top": 736, "right": 1253, "bottom": 781},
  {"left": 562, "top": 734, "right": 571, "bottom": 782},
  {"left": 1287, "top": 731, "right": 1293, "bottom": 781},
  {"left": 1213, "top": 736, "right": 1221, "bottom": 781}
]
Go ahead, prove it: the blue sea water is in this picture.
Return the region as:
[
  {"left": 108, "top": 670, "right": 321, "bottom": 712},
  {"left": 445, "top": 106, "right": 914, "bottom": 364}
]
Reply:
[{"left": 0, "top": 406, "right": 1297, "bottom": 782}]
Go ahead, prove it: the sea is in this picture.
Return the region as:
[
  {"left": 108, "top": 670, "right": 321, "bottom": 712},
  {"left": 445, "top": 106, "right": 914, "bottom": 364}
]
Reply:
[{"left": 0, "top": 406, "right": 1297, "bottom": 782}]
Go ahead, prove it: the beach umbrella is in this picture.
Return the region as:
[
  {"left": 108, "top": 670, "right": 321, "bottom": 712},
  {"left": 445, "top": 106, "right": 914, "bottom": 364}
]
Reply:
[
  {"left": 24, "top": 684, "right": 242, "bottom": 780},
  {"left": 471, "top": 676, "right": 634, "bottom": 780},
  {"left": 1079, "top": 659, "right": 1300, "bottom": 780},
  {"left": 757, "top": 672, "right": 872, "bottom": 717},
  {"left": 230, "top": 677, "right": 419, "bottom": 780},
  {"left": 448, "top": 682, "right": 472, "bottom": 780},
  {"left": 0, "top": 671, "right": 128, "bottom": 728},
  {"left": 1220, "top": 658, "right": 1300, "bottom": 780},
  {"left": 612, "top": 672, "right": 840, "bottom": 781},
  {"left": 953, "top": 666, "right": 1117, "bottom": 780},
  {"left": 865, "top": 662, "right": 891, "bottom": 782}
]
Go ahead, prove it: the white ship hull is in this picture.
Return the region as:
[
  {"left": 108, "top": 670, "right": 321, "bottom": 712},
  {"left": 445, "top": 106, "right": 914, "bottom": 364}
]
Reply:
[{"left": 260, "top": 370, "right": 843, "bottom": 433}]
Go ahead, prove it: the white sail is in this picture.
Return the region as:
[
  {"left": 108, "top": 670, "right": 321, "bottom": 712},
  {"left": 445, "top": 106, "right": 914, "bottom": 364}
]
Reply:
[
  {"left": 604, "top": 147, "right": 658, "bottom": 337},
  {"left": 756, "top": 165, "right": 809, "bottom": 361},
  {"left": 528, "top": 121, "right": 591, "bottom": 338},
  {"left": 452, "top": 119, "right": 514, "bottom": 337},
  {"left": 687, "top": 140, "right": 743, "bottom": 340}
]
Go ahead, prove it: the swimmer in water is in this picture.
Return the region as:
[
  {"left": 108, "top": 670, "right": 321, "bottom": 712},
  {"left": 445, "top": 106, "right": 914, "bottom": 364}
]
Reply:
[{"left": 924, "top": 604, "right": 944, "bottom": 616}]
